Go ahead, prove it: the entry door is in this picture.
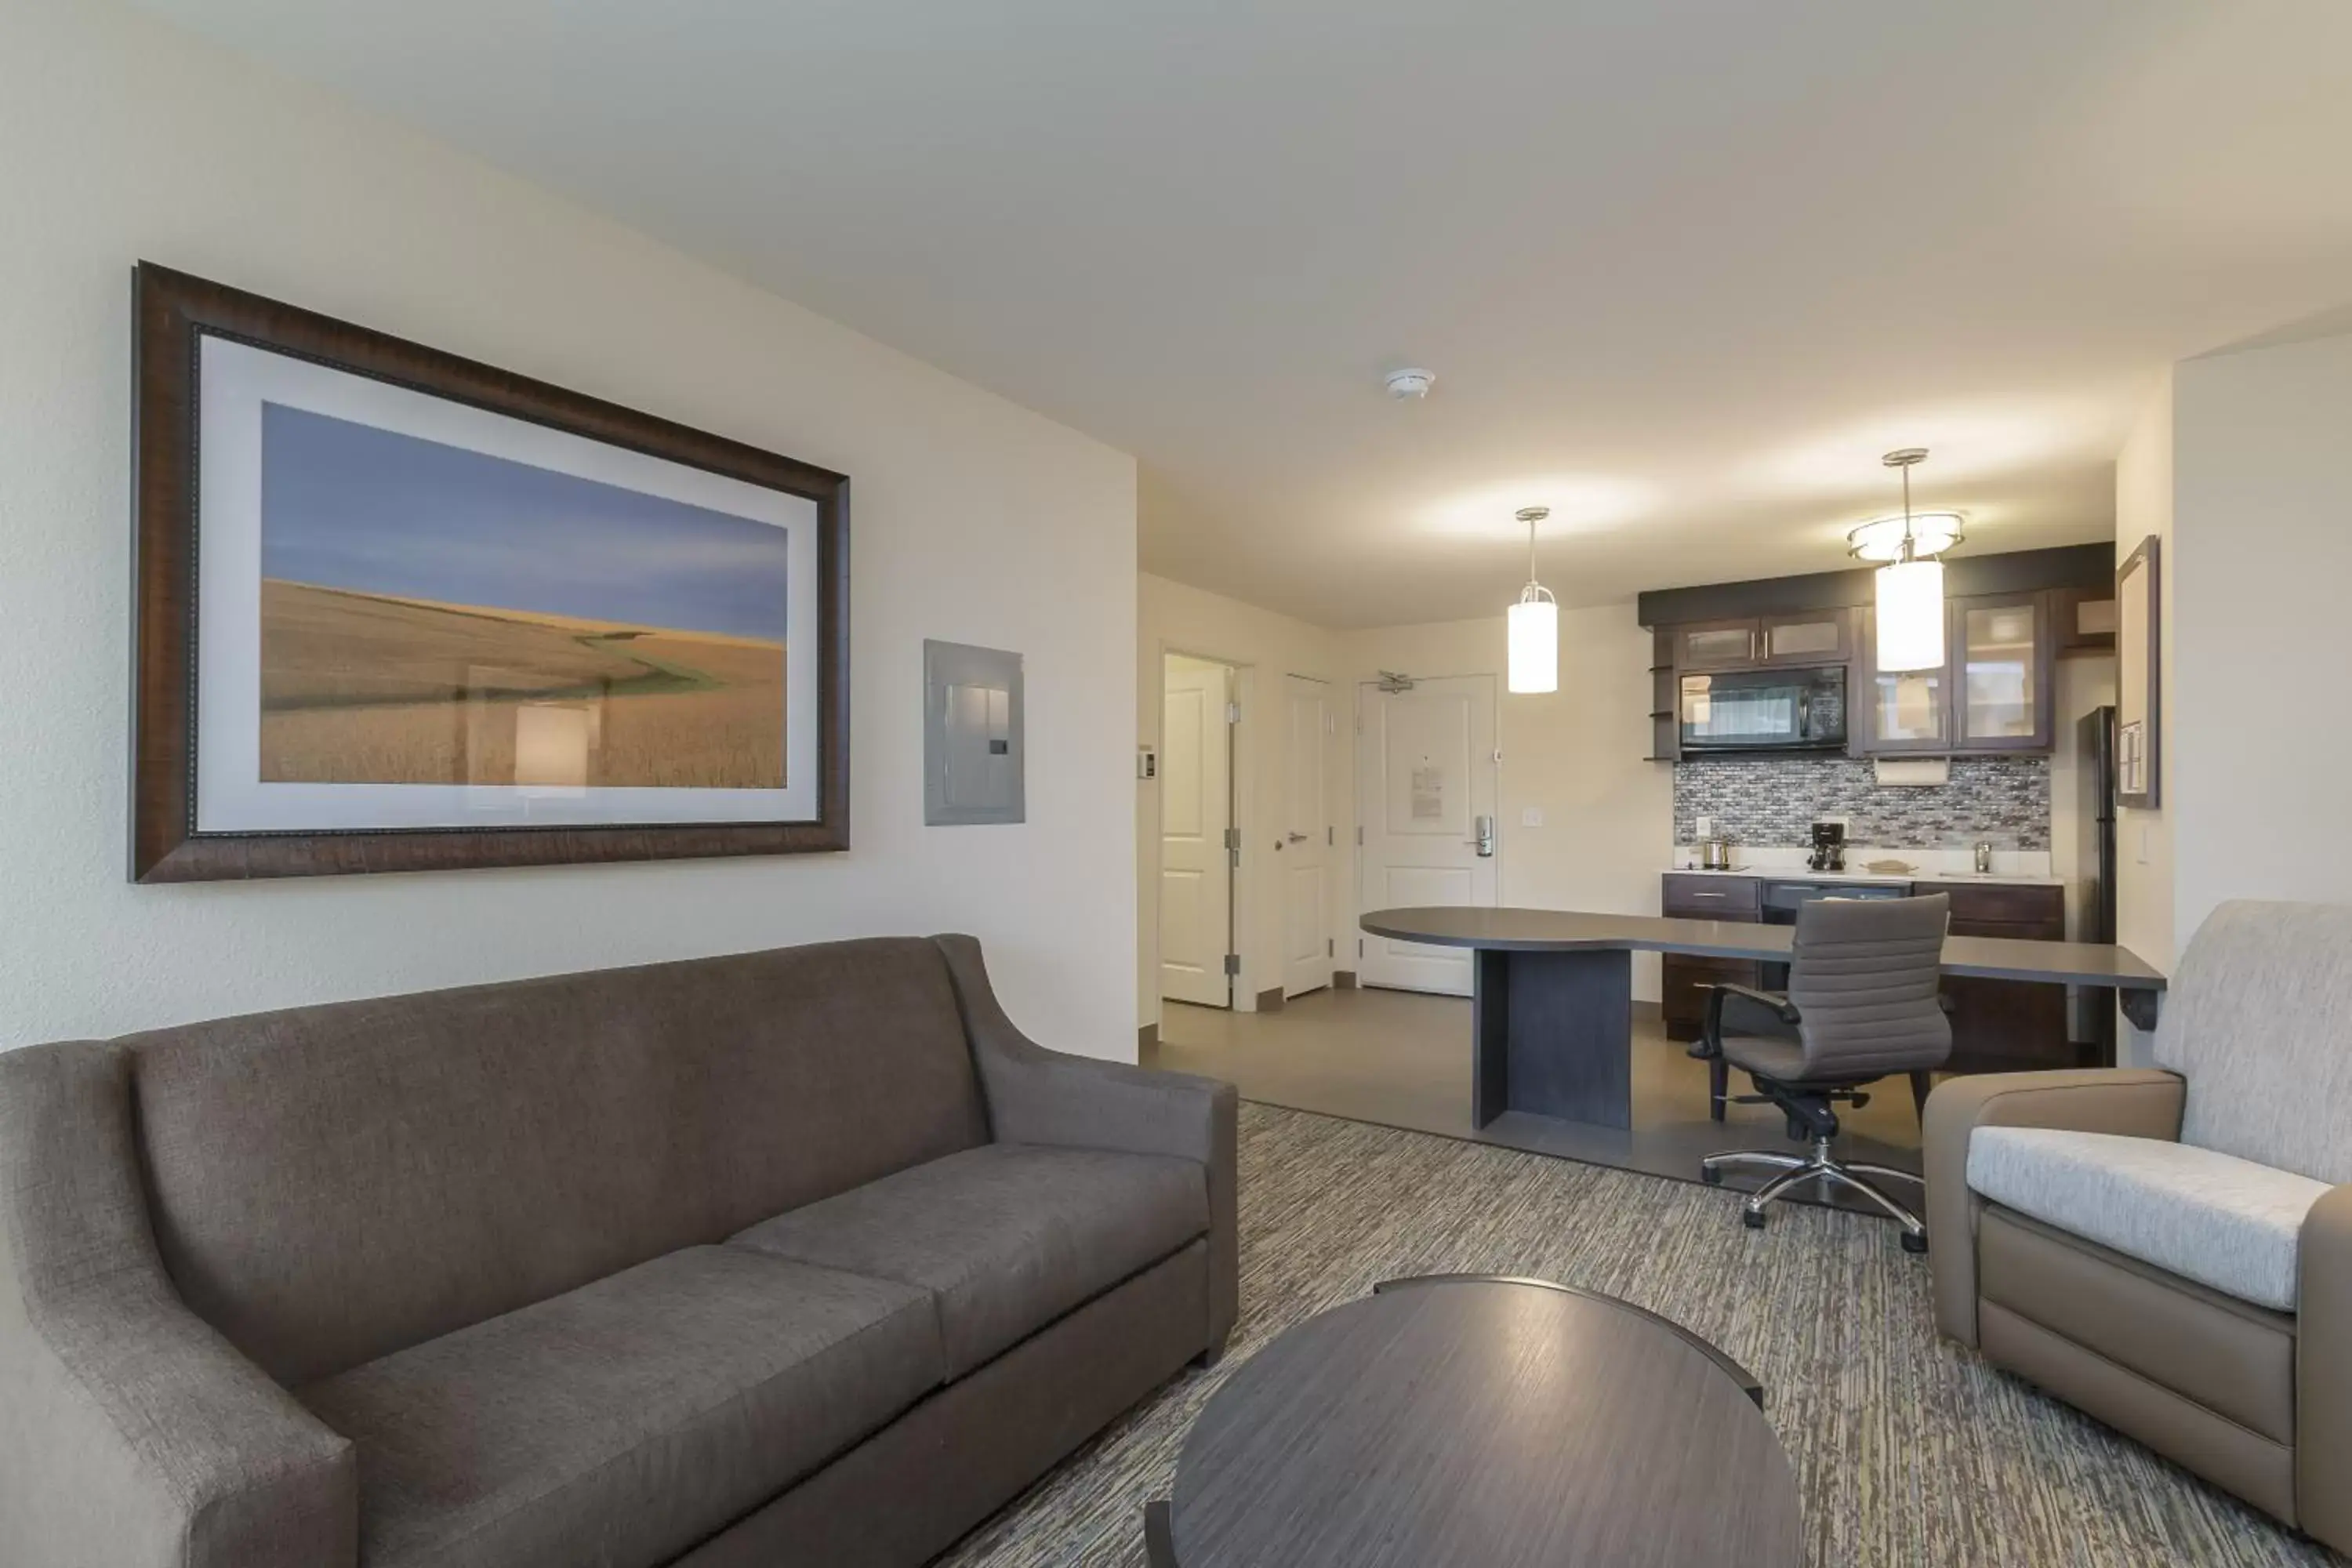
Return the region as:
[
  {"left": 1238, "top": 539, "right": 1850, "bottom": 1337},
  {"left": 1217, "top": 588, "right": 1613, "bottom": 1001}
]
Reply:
[
  {"left": 1160, "top": 656, "right": 1234, "bottom": 1007},
  {"left": 1356, "top": 675, "right": 1498, "bottom": 996},
  {"left": 1281, "top": 674, "right": 1334, "bottom": 998}
]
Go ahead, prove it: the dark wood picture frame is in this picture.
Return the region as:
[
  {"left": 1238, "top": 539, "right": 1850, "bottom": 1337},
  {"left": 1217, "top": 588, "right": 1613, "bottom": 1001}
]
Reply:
[
  {"left": 131, "top": 263, "right": 850, "bottom": 882},
  {"left": 2114, "top": 535, "right": 2160, "bottom": 811}
]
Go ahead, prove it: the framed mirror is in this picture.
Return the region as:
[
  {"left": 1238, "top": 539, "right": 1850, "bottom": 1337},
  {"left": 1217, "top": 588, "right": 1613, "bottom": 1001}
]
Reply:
[{"left": 2115, "top": 535, "right": 2161, "bottom": 809}]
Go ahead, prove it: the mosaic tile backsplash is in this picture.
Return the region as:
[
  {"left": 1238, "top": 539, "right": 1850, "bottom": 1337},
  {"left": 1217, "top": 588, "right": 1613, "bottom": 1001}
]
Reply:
[{"left": 1674, "top": 755, "right": 2050, "bottom": 850}]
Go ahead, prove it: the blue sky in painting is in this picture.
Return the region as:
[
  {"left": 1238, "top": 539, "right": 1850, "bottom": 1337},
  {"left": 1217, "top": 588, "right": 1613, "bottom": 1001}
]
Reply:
[{"left": 260, "top": 403, "right": 789, "bottom": 641}]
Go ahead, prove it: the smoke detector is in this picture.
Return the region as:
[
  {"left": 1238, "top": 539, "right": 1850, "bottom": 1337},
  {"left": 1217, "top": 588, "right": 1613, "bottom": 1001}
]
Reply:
[{"left": 1384, "top": 368, "right": 1436, "bottom": 400}]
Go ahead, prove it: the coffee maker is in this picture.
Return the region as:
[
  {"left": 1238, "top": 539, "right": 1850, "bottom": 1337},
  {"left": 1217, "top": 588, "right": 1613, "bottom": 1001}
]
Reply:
[{"left": 1807, "top": 819, "right": 1846, "bottom": 872}]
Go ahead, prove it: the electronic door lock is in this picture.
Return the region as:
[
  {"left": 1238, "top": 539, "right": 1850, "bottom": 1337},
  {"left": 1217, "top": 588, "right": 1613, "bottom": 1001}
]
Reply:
[{"left": 1472, "top": 814, "right": 1496, "bottom": 857}]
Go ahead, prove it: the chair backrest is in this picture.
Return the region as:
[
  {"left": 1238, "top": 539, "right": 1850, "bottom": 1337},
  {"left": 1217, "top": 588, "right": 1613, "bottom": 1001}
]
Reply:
[
  {"left": 1786, "top": 892, "right": 1953, "bottom": 1079},
  {"left": 2158, "top": 899, "right": 2352, "bottom": 1185},
  {"left": 118, "top": 935, "right": 991, "bottom": 1387}
]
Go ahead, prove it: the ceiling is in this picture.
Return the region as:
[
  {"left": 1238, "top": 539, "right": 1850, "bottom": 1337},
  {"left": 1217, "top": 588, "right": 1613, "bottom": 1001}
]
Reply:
[{"left": 135, "top": 0, "right": 2352, "bottom": 626}]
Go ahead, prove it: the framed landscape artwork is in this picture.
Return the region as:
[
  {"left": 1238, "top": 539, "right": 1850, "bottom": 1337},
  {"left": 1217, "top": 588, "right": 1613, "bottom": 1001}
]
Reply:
[{"left": 130, "top": 263, "right": 849, "bottom": 881}]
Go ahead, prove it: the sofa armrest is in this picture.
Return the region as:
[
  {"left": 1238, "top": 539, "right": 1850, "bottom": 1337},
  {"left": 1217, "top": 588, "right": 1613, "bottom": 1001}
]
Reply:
[
  {"left": 932, "top": 936, "right": 1240, "bottom": 1352},
  {"left": 1922, "top": 1068, "right": 2186, "bottom": 1347},
  {"left": 2299, "top": 1184, "right": 2352, "bottom": 1553},
  {"left": 0, "top": 1043, "right": 357, "bottom": 1568}
]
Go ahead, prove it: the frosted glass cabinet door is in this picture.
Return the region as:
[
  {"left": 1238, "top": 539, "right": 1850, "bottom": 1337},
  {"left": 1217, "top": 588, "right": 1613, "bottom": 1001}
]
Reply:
[
  {"left": 1872, "top": 670, "right": 1948, "bottom": 747},
  {"left": 1955, "top": 594, "right": 2049, "bottom": 750}
]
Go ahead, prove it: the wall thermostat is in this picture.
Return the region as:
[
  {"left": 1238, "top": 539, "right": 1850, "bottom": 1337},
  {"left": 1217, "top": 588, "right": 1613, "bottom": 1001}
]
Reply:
[{"left": 1137, "top": 744, "right": 1158, "bottom": 780}]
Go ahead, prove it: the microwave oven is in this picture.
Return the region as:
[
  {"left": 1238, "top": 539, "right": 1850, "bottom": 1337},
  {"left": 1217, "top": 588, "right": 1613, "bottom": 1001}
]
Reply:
[{"left": 1679, "top": 666, "right": 1846, "bottom": 753}]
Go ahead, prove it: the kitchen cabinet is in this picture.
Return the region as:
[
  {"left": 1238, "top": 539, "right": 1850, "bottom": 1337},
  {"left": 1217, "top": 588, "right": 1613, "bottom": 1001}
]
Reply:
[
  {"left": 1851, "top": 591, "right": 2055, "bottom": 755},
  {"left": 1667, "top": 612, "right": 1847, "bottom": 673},
  {"left": 1657, "top": 874, "right": 2082, "bottom": 1094},
  {"left": 1952, "top": 592, "right": 2053, "bottom": 751},
  {"left": 1853, "top": 608, "right": 1952, "bottom": 753},
  {"left": 2050, "top": 585, "right": 2118, "bottom": 656},
  {"left": 1938, "top": 883, "right": 2076, "bottom": 1074},
  {"left": 1674, "top": 619, "right": 1769, "bottom": 671},
  {"left": 1756, "top": 611, "right": 1848, "bottom": 666},
  {"left": 1660, "top": 874, "right": 1759, "bottom": 1044}
]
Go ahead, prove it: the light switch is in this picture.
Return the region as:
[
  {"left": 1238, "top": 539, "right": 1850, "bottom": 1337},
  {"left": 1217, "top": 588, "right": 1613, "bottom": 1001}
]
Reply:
[{"left": 1520, "top": 807, "right": 1544, "bottom": 828}]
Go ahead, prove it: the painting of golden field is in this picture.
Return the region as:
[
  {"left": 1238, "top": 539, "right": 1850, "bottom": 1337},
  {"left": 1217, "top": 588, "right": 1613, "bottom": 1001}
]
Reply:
[{"left": 259, "top": 580, "right": 785, "bottom": 789}]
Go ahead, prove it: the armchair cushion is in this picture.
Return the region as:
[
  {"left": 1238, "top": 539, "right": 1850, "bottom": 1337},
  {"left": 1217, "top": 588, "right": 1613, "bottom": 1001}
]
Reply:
[{"left": 1966, "top": 1127, "right": 2330, "bottom": 1311}]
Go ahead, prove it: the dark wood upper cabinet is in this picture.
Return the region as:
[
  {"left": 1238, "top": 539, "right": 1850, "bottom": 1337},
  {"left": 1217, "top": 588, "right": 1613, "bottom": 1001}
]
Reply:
[
  {"left": 1674, "top": 619, "right": 1765, "bottom": 670},
  {"left": 2050, "top": 585, "right": 2119, "bottom": 656},
  {"left": 1668, "top": 611, "right": 1847, "bottom": 673},
  {"left": 1755, "top": 610, "right": 1848, "bottom": 666},
  {"left": 1852, "top": 606, "right": 1953, "bottom": 754},
  {"left": 1951, "top": 591, "right": 2054, "bottom": 752}
]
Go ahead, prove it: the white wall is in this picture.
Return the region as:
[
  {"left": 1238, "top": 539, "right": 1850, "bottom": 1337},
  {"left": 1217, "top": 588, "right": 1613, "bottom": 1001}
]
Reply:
[
  {"left": 0, "top": 2, "right": 1138, "bottom": 1056},
  {"left": 1341, "top": 607, "right": 1672, "bottom": 1002},
  {"left": 2172, "top": 330, "right": 2352, "bottom": 941},
  {"left": 1137, "top": 572, "right": 1347, "bottom": 1026}
]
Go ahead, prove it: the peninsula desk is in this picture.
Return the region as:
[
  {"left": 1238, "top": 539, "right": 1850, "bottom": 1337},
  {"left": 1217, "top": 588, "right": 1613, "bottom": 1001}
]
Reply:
[{"left": 1359, "top": 906, "right": 2169, "bottom": 1132}]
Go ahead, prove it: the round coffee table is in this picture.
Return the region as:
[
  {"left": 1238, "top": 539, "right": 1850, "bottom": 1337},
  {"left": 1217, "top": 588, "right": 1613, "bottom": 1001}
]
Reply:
[{"left": 1160, "top": 1275, "right": 1801, "bottom": 1566}]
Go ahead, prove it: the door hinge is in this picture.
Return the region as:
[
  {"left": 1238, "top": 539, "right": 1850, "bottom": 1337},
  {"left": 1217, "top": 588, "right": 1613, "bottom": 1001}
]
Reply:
[
  {"left": 1223, "top": 953, "right": 1241, "bottom": 977},
  {"left": 1356, "top": 826, "right": 1364, "bottom": 846},
  {"left": 1225, "top": 701, "right": 1240, "bottom": 725},
  {"left": 1327, "top": 825, "right": 1334, "bottom": 846},
  {"left": 1358, "top": 938, "right": 1364, "bottom": 956},
  {"left": 1327, "top": 938, "right": 1334, "bottom": 957},
  {"left": 1222, "top": 827, "right": 1241, "bottom": 851}
]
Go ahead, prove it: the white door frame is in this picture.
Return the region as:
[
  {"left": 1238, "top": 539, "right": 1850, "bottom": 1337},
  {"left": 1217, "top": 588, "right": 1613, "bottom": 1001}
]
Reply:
[
  {"left": 1279, "top": 673, "right": 1337, "bottom": 998},
  {"left": 1150, "top": 644, "right": 1272, "bottom": 1015}
]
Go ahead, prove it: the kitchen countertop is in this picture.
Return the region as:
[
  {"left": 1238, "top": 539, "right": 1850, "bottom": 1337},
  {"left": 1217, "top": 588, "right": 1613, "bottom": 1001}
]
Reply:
[{"left": 1664, "top": 866, "right": 2067, "bottom": 888}]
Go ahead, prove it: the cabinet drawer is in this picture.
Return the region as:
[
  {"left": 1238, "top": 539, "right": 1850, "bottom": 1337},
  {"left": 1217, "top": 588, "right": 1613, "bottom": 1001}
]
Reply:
[
  {"left": 1662, "top": 954, "right": 1762, "bottom": 1038},
  {"left": 1938, "top": 884, "right": 2063, "bottom": 928},
  {"left": 1949, "top": 916, "right": 2067, "bottom": 942},
  {"left": 1663, "top": 875, "right": 1759, "bottom": 918}
]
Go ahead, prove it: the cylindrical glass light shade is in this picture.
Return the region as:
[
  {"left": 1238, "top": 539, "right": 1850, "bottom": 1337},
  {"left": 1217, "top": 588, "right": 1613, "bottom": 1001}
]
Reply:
[
  {"left": 1507, "top": 593, "right": 1559, "bottom": 694},
  {"left": 1875, "top": 558, "right": 1946, "bottom": 672}
]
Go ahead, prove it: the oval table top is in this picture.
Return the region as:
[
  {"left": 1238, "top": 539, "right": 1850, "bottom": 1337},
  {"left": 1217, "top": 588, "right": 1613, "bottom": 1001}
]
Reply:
[
  {"left": 1360, "top": 904, "right": 2168, "bottom": 989},
  {"left": 1168, "top": 1277, "right": 1802, "bottom": 1567}
]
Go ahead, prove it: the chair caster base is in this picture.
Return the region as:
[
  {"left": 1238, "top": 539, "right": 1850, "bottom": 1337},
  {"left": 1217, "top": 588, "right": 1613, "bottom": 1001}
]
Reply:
[
  {"left": 1700, "top": 1165, "right": 1725, "bottom": 1186},
  {"left": 1900, "top": 1230, "right": 1929, "bottom": 1255},
  {"left": 1740, "top": 1208, "right": 1766, "bottom": 1230}
]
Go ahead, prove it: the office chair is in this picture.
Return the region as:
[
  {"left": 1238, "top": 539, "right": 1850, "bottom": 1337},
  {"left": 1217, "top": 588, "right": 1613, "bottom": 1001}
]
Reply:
[{"left": 1693, "top": 892, "right": 1951, "bottom": 1252}]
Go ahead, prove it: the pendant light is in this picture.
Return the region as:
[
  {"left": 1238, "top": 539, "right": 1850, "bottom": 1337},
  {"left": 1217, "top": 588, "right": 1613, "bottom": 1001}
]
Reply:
[
  {"left": 1855, "top": 448, "right": 1947, "bottom": 673},
  {"left": 1506, "top": 506, "right": 1558, "bottom": 694}
]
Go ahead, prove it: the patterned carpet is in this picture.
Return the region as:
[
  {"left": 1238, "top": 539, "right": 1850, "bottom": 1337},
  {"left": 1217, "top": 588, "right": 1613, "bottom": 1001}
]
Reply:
[{"left": 938, "top": 1103, "right": 2339, "bottom": 1568}]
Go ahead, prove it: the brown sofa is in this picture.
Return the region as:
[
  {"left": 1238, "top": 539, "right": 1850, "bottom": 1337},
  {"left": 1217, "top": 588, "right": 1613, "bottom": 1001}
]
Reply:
[{"left": 0, "top": 934, "right": 1237, "bottom": 1568}]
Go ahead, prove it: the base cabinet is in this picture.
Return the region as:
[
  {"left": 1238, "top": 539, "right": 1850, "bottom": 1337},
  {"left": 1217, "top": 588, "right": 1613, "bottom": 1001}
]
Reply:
[{"left": 1656, "top": 875, "right": 2079, "bottom": 1067}]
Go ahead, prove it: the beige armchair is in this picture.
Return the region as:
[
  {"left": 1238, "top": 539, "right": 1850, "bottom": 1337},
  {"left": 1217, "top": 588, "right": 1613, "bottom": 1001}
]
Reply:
[{"left": 1925, "top": 899, "right": 2352, "bottom": 1552}]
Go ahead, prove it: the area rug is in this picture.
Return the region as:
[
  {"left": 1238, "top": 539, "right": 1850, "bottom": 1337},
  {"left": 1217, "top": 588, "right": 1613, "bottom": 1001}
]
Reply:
[{"left": 938, "top": 1103, "right": 2336, "bottom": 1567}]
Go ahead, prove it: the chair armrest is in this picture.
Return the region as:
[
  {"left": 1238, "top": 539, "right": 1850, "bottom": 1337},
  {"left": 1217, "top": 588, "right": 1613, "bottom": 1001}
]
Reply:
[
  {"left": 1921, "top": 1068, "right": 2186, "bottom": 1348},
  {"left": 0, "top": 1044, "right": 356, "bottom": 1568},
  {"left": 2298, "top": 1185, "right": 2352, "bottom": 1552},
  {"left": 932, "top": 936, "right": 1240, "bottom": 1352},
  {"left": 1690, "top": 982, "right": 1798, "bottom": 1061}
]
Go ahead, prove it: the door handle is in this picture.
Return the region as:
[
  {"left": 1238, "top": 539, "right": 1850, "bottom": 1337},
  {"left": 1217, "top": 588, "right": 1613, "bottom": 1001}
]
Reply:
[{"left": 1471, "top": 815, "right": 1495, "bottom": 857}]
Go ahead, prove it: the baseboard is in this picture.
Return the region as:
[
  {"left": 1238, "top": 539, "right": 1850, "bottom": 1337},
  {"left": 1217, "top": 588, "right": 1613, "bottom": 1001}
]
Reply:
[
  {"left": 1138, "top": 1023, "right": 1159, "bottom": 1051},
  {"left": 1254, "top": 986, "right": 1285, "bottom": 1012},
  {"left": 1334, "top": 970, "right": 1358, "bottom": 989}
]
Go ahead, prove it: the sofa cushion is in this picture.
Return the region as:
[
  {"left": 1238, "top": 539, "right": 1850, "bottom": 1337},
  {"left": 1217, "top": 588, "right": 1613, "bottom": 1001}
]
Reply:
[
  {"left": 728, "top": 1144, "right": 1208, "bottom": 1377},
  {"left": 128, "top": 936, "right": 987, "bottom": 1385},
  {"left": 1966, "top": 1127, "right": 2330, "bottom": 1311},
  {"left": 2156, "top": 898, "right": 2352, "bottom": 1185},
  {"left": 300, "top": 1247, "right": 942, "bottom": 1568}
]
